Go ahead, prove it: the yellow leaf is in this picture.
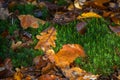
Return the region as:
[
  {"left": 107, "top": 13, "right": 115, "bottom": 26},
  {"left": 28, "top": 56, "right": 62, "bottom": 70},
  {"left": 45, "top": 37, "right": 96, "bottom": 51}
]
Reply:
[
  {"left": 77, "top": 12, "right": 101, "bottom": 19},
  {"left": 34, "top": 27, "right": 57, "bottom": 51},
  {"left": 14, "top": 68, "right": 23, "bottom": 80},
  {"left": 67, "top": 4, "right": 74, "bottom": 10}
]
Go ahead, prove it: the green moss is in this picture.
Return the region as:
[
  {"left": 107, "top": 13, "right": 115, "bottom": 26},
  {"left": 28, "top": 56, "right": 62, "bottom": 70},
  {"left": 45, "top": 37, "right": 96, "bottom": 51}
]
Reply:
[
  {"left": 10, "top": 3, "right": 36, "bottom": 15},
  {"left": 52, "top": 18, "right": 120, "bottom": 75},
  {"left": 56, "top": 0, "right": 68, "bottom": 6}
]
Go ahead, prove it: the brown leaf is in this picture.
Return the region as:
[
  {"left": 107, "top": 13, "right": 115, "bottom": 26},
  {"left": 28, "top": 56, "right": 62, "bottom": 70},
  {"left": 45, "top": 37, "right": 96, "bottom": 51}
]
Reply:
[
  {"left": 76, "top": 22, "right": 87, "bottom": 34},
  {"left": 41, "top": 62, "right": 54, "bottom": 74},
  {"left": 0, "top": 58, "right": 14, "bottom": 79},
  {"left": 53, "top": 11, "right": 78, "bottom": 25},
  {"left": 18, "top": 15, "right": 45, "bottom": 29},
  {"left": 33, "top": 56, "right": 48, "bottom": 69},
  {"left": 111, "top": 15, "right": 120, "bottom": 25},
  {"left": 62, "top": 67, "right": 99, "bottom": 80},
  {"left": 62, "top": 67, "right": 86, "bottom": 80},
  {"left": 34, "top": 27, "right": 57, "bottom": 51},
  {"left": 54, "top": 44, "right": 86, "bottom": 68},
  {"left": 1, "top": 30, "right": 9, "bottom": 38},
  {"left": 4, "top": 58, "right": 13, "bottom": 72},
  {"left": 103, "top": 11, "right": 113, "bottom": 17},
  {"left": 94, "top": 0, "right": 110, "bottom": 9},
  {"left": 109, "top": 25, "right": 120, "bottom": 35},
  {"left": 0, "top": 6, "right": 10, "bottom": 20}
]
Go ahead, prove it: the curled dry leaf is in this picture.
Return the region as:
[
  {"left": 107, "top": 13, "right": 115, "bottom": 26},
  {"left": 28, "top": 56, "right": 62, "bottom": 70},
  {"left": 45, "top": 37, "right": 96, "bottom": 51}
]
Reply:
[
  {"left": 0, "top": 2, "right": 10, "bottom": 20},
  {"left": 62, "top": 67, "right": 86, "bottom": 80},
  {"left": 62, "top": 67, "right": 99, "bottom": 80},
  {"left": 111, "top": 16, "right": 120, "bottom": 25},
  {"left": 74, "top": 0, "right": 82, "bottom": 9},
  {"left": 109, "top": 25, "right": 120, "bottom": 35},
  {"left": 76, "top": 21, "right": 87, "bottom": 34},
  {"left": 4, "top": 58, "right": 13, "bottom": 72},
  {"left": 11, "top": 40, "right": 22, "bottom": 50},
  {"left": 53, "top": 11, "right": 78, "bottom": 25},
  {"left": 33, "top": 56, "right": 48, "bottom": 69},
  {"left": 67, "top": 3, "right": 74, "bottom": 10},
  {"left": 18, "top": 15, "right": 45, "bottom": 29},
  {"left": 54, "top": 44, "right": 86, "bottom": 68},
  {"left": 0, "top": 58, "right": 14, "bottom": 79},
  {"left": 34, "top": 27, "right": 57, "bottom": 51},
  {"left": 77, "top": 11, "right": 101, "bottom": 19},
  {"left": 93, "top": 0, "right": 109, "bottom": 9},
  {"left": 103, "top": 11, "right": 113, "bottom": 17}
]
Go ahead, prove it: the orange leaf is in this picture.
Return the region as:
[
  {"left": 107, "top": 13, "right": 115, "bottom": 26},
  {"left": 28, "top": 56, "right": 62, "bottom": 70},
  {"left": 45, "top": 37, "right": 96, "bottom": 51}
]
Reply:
[
  {"left": 111, "top": 16, "right": 120, "bottom": 25},
  {"left": 18, "top": 15, "right": 45, "bottom": 29},
  {"left": 54, "top": 44, "right": 86, "bottom": 68},
  {"left": 34, "top": 27, "right": 57, "bottom": 51}
]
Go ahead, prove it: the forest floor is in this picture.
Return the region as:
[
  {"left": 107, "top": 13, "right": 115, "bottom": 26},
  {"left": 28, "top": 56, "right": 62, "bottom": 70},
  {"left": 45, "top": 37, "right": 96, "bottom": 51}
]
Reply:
[{"left": 0, "top": 0, "right": 120, "bottom": 80}]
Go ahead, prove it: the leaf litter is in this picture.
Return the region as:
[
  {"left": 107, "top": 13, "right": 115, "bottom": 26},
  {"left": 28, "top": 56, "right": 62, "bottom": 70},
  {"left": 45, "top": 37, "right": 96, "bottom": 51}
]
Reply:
[{"left": 1, "top": 0, "right": 120, "bottom": 79}]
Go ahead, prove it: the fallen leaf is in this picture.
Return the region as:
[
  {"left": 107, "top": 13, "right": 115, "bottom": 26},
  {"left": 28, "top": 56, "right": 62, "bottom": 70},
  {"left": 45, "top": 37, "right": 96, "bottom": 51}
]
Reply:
[
  {"left": 74, "top": 0, "right": 83, "bottom": 9},
  {"left": 41, "top": 62, "right": 54, "bottom": 74},
  {"left": 0, "top": 58, "right": 14, "bottom": 79},
  {"left": 34, "top": 27, "right": 57, "bottom": 51},
  {"left": 14, "top": 68, "right": 23, "bottom": 80},
  {"left": 62, "top": 67, "right": 86, "bottom": 80},
  {"left": 67, "top": 3, "right": 74, "bottom": 10},
  {"left": 117, "top": 75, "right": 120, "bottom": 80},
  {"left": 0, "top": 3, "right": 10, "bottom": 20},
  {"left": 109, "top": 25, "right": 120, "bottom": 35},
  {"left": 4, "top": 58, "right": 13, "bottom": 73},
  {"left": 77, "top": 11, "right": 101, "bottom": 19},
  {"left": 111, "top": 16, "right": 120, "bottom": 25},
  {"left": 25, "top": 75, "right": 32, "bottom": 80},
  {"left": 103, "top": 11, "right": 113, "bottom": 17},
  {"left": 93, "top": 0, "right": 110, "bottom": 9},
  {"left": 54, "top": 44, "right": 86, "bottom": 68},
  {"left": 11, "top": 40, "right": 22, "bottom": 50},
  {"left": 76, "top": 22, "right": 87, "bottom": 34},
  {"left": 53, "top": 11, "right": 78, "bottom": 25},
  {"left": 33, "top": 56, "right": 48, "bottom": 69},
  {"left": 18, "top": 15, "right": 45, "bottom": 29},
  {"left": 1, "top": 30, "right": 9, "bottom": 38},
  {"left": 38, "top": 74, "right": 59, "bottom": 80}
]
